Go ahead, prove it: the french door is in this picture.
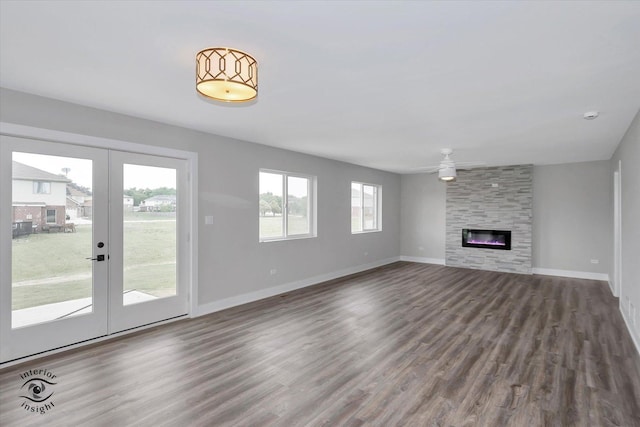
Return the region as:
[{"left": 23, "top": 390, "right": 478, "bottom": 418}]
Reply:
[{"left": 0, "top": 136, "right": 190, "bottom": 363}]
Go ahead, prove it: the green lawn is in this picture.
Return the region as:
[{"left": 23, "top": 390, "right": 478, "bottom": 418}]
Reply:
[
  {"left": 259, "top": 215, "right": 309, "bottom": 238},
  {"left": 12, "top": 214, "right": 177, "bottom": 310},
  {"left": 12, "top": 225, "right": 93, "bottom": 282},
  {"left": 14, "top": 213, "right": 311, "bottom": 310},
  {"left": 13, "top": 279, "right": 90, "bottom": 310},
  {"left": 123, "top": 210, "right": 176, "bottom": 221}
]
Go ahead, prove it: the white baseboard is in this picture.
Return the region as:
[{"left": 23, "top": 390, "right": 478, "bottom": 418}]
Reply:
[
  {"left": 194, "top": 257, "right": 401, "bottom": 317},
  {"left": 399, "top": 256, "right": 446, "bottom": 265},
  {"left": 532, "top": 268, "right": 609, "bottom": 282},
  {"left": 620, "top": 302, "right": 640, "bottom": 357}
]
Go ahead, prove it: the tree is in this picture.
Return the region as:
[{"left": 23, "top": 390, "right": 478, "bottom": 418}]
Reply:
[
  {"left": 259, "top": 199, "right": 271, "bottom": 216},
  {"left": 270, "top": 200, "right": 282, "bottom": 215},
  {"left": 288, "top": 195, "right": 307, "bottom": 216},
  {"left": 259, "top": 192, "right": 282, "bottom": 216}
]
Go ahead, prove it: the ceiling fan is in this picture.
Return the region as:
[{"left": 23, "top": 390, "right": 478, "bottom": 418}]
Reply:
[{"left": 414, "top": 148, "right": 486, "bottom": 181}]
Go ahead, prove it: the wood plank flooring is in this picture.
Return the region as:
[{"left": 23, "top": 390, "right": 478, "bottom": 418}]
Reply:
[{"left": 1, "top": 262, "right": 639, "bottom": 426}]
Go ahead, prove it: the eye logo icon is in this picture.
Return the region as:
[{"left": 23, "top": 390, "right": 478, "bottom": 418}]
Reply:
[
  {"left": 18, "top": 369, "right": 58, "bottom": 414},
  {"left": 21, "top": 378, "right": 55, "bottom": 403}
]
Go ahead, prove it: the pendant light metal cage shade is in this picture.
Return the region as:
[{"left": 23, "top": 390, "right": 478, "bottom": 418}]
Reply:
[{"left": 196, "top": 47, "right": 258, "bottom": 102}]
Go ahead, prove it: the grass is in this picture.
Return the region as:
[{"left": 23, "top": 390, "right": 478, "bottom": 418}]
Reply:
[
  {"left": 259, "top": 215, "right": 310, "bottom": 239},
  {"left": 13, "top": 280, "right": 90, "bottom": 310},
  {"left": 12, "top": 226, "right": 93, "bottom": 282},
  {"left": 123, "top": 210, "right": 176, "bottom": 221},
  {"left": 12, "top": 212, "right": 177, "bottom": 310},
  {"left": 14, "top": 213, "right": 310, "bottom": 310},
  {"left": 12, "top": 264, "right": 177, "bottom": 310}
]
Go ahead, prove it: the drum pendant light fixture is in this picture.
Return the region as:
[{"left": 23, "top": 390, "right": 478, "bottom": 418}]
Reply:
[{"left": 196, "top": 47, "right": 258, "bottom": 102}]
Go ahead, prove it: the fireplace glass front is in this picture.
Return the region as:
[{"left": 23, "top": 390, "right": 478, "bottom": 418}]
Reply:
[{"left": 462, "top": 229, "right": 511, "bottom": 250}]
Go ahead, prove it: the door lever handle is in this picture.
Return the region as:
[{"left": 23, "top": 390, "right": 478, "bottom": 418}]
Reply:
[{"left": 86, "top": 255, "right": 106, "bottom": 262}]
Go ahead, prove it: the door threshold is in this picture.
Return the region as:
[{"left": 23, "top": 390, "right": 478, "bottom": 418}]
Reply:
[{"left": 0, "top": 314, "right": 188, "bottom": 369}]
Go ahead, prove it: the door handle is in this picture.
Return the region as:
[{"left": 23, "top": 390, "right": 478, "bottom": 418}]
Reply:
[{"left": 86, "top": 255, "right": 106, "bottom": 262}]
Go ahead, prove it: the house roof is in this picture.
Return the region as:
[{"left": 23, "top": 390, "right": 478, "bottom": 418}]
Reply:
[
  {"left": 66, "top": 196, "right": 81, "bottom": 207},
  {"left": 12, "top": 161, "right": 70, "bottom": 183},
  {"left": 143, "top": 195, "right": 176, "bottom": 202},
  {"left": 67, "top": 186, "right": 91, "bottom": 197}
]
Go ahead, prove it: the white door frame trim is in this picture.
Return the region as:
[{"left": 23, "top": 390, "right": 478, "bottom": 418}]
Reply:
[
  {"left": 613, "top": 165, "right": 622, "bottom": 298},
  {"left": 0, "top": 121, "right": 200, "bottom": 325}
]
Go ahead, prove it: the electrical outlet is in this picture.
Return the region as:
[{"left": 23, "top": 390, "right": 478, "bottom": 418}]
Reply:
[
  {"left": 590, "top": 259, "right": 599, "bottom": 264},
  {"left": 270, "top": 269, "right": 277, "bottom": 275},
  {"left": 364, "top": 251, "right": 369, "bottom": 257},
  {"left": 204, "top": 215, "right": 214, "bottom": 225},
  {"left": 418, "top": 246, "right": 424, "bottom": 252}
]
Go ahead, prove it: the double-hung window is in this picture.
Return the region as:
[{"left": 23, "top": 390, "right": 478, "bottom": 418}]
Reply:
[
  {"left": 259, "top": 170, "right": 316, "bottom": 241},
  {"left": 351, "top": 182, "right": 381, "bottom": 233},
  {"left": 33, "top": 181, "right": 51, "bottom": 194}
]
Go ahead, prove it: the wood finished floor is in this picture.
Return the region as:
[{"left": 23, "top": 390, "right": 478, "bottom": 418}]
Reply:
[{"left": 1, "top": 262, "right": 639, "bottom": 426}]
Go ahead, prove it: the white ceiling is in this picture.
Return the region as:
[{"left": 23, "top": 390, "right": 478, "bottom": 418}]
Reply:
[{"left": 1, "top": 1, "right": 639, "bottom": 173}]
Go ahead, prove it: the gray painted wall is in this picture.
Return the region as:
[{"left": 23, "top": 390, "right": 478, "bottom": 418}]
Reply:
[
  {"left": 400, "top": 163, "right": 614, "bottom": 278},
  {"left": 2, "top": 87, "right": 634, "bottom": 341},
  {"left": 0, "top": 88, "right": 401, "bottom": 308},
  {"left": 400, "top": 173, "right": 446, "bottom": 261},
  {"left": 446, "top": 165, "right": 533, "bottom": 274},
  {"left": 533, "top": 161, "right": 611, "bottom": 274},
  {"left": 611, "top": 109, "right": 640, "bottom": 347}
]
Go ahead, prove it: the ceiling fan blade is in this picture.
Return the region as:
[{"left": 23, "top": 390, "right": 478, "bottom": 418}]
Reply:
[
  {"left": 455, "top": 162, "right": 487, "bottom": 170},
  {"left": 407, "top": 166, "right": 441, "bottom": 173},
  {"left": 455, "top": 161, "right": 487, "bottom": 167}
]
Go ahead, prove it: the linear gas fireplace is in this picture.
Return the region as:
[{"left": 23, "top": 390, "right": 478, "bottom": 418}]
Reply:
[{"left": 462, "top": 229, "right": 511, "bottom": 250}]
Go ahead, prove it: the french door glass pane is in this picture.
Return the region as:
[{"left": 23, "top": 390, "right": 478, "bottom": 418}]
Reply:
[
  {"left": 287, "top": 176, "right": 309, "bottom": 235},
  {"left": 123, "top": 164, "right": 177, "bottom": 305},
  {"left": 11, "top": 152, "right": 93, "bottom": 327}
]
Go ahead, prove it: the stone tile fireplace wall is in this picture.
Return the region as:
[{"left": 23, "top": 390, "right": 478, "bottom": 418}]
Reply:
[{"left": 446, "top": 165, "right": 533, "bottom": 274}]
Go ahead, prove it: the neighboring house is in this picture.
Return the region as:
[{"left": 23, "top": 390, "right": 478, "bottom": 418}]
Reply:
[
  {"left": 351, "top": 187, "right": 361, "bottom": 217},
  {"left": 350, "top": 187, "right": 375, "bottom": 218},
  {"left": 12, "top": 161, "right": 69, "bottom": 230},
  {"left": 140, "top": 194, "right": 176, "bottom": 211},
  {"left": 66, "top": 185, "right": 92, "bottom": 219},
  {"left": 123, "top": 196, "right": 134, "bottom": 210}
]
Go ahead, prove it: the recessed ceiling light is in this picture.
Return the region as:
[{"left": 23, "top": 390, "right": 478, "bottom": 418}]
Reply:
[{"left": 583, "top": 111, "right": 599, "bottom": 120}]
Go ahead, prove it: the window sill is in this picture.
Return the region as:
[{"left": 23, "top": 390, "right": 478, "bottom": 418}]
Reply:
[
  {"left": 351, "top": 229, "right": 382, "bottom": 235},
  {"left": 259, "top": 234, "right": 317, "bottom": 243}
]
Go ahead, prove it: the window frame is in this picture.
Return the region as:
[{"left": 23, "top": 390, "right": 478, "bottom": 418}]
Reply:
[
  {"left": 259, "top": 169, "right": 317, "bottom": 242},
  {"left": 351, "top": 181, "right": 382, "bottom": 234}
]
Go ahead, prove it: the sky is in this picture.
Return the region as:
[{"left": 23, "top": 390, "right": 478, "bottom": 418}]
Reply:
[
  {"left": 259, "top": 172, "right": 308, "bottom": 197},
  {"left": 13, "top": 152, "right": 176, "bottom": 190}
]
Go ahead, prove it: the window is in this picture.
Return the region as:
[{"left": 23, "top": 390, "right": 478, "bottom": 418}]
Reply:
[
  {"left": 259, "top": 170, "right": 315, "bottom": 241},
  {"left": 351, "top": 182, "right": 381, "bottom": 233},
  {"left": 46, "top": 209, "right": 56, "bottom": 224},
  {"left": 33, "top": 181, "right": 51, "bottom": 194}
]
